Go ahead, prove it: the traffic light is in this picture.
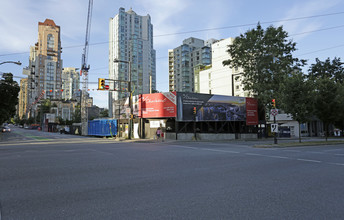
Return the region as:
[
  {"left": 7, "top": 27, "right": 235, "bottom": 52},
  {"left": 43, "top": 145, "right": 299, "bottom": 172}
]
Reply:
[
  {"left": 272, "top": 99, "right": 276, "bottom": 108},
  {"left": 193, "top": 107, "right": 197, "bottom": 115},
  {"left": 98, "top": 78, "right": 105, "bottom": 90}
]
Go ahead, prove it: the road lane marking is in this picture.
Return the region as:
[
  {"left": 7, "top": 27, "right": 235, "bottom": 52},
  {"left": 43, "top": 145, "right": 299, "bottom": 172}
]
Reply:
[
  {"left": 264, "top": 155, "right": 290, "bottom": 159},
  {"left": 308, "top": 151, "right": 326, "bottom": 154},
  {"left": 327, "top": 162, "right": 344, "bottom": 166},
  {"left": 297, "top": 158, "right": 321, "bottom": 163},
  {"left": 323, "top": 149, "right": 342, "bottom": 152},
  {"left": 201, "top": 148, "right": 239, "bottom": 154},
  {"left": 168, "top": 145, "right": 240, "bottom": 153},
  {"left": 245, "top": 153, "right": 265, "bottom": 156}
]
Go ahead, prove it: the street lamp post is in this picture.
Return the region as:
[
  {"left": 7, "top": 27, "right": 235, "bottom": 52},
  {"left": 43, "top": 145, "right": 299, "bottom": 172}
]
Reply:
[
  {"left": 113, "top": 58, "right": 132, "bottom": 139},
  {"left": 0, "top": 61, "right": 22, "bottom": 66}
]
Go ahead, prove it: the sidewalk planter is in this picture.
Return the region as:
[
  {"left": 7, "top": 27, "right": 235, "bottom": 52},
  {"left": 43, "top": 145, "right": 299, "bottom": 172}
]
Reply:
[{"left": 88, "top": 119, "right": 117, "bottom": 137}]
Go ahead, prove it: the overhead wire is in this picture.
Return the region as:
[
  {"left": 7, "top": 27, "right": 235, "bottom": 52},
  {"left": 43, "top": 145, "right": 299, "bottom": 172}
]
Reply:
[{"left": 1, "top": 11, "right": 344, "bottom": 57}]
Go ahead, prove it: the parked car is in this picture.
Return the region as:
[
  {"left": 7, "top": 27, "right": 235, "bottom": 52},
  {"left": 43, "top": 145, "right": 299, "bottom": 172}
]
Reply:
[{"left": 1, "top": 126, "right": 11, "bottom": 132}]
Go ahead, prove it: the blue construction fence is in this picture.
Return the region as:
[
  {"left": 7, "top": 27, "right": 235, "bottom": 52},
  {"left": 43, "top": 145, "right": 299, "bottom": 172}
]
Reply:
[{"left": 88, "top": 119, "right": 117, "bottom": 137}]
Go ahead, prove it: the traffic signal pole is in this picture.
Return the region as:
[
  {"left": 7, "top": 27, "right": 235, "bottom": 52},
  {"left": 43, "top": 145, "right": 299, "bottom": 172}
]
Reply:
[
  {"left": 193, "top": 106, "right": 197, "bottom": 141},
  {"left": 274, "top": 114, "right": 277, "bottom": 144},
  {"left": 272, "top": 99, "right": 278, "bottom": 144}
]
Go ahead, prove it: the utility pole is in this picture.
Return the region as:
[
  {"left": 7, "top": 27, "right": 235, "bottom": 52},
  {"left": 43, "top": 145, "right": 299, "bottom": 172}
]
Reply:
[
  {"left": 193, "top": 106, "right": 197, "bottom": 140},
  {"left": 114, "top": 59, "right": 132, "bottom": 139}
]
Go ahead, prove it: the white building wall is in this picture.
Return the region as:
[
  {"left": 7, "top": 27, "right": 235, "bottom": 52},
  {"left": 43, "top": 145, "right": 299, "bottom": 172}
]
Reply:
[{"left": 199, "top": 37, "right": 240, "bottom": 96}]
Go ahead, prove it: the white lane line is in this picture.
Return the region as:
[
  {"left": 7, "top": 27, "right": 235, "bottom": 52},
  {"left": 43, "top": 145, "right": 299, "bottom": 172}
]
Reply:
[
  {"left": 327, "top": 162, "right": 344, "bottom": 166},
  {"left": 283, "top": 150, "right": 301, "bottom": 152},
  {"left": 168, "top": 145, "right": 200, "bottom": 150},
  {"left": 245, "top": 153, "right": 265, "bottom": 156},
  {"left": 245, "top": 153, "right": 290, "bottom": 160},
  {"left": 323, "top": 149, "right": 342, "bottom": 152},
  {"left": 308, "top": 151, "right": 326, "bottom": 154},
  {"left": 201, "top": 148, "right": 239, "bottom": 154},
  {"left": 169, "top": 145, "right": 240, "bottom": 154},
  {"left": 169, "top": 145, "right": 342, "bottom": 166},
  {"left": 297, "top": 158, "right": 321, "bottom": 163},
  {"left": 264, "top": 155, "right": 290, "bottom": 159}
]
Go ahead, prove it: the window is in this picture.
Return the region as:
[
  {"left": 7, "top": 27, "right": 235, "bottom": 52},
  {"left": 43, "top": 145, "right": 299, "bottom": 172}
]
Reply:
[{"left": 47, "top": 34, "right": 54, "bottom": 49}]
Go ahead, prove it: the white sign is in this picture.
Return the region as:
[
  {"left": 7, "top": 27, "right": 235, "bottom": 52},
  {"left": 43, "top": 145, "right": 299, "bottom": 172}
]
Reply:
[
  {"left": 270, "top": 109, "right": 279, "bottom": 116},
  {"left": 150, "top": 120, "right": 166, "bottom": 128},
  {"left": 271, "top": 123, "right": 279, "bottom": 133}
]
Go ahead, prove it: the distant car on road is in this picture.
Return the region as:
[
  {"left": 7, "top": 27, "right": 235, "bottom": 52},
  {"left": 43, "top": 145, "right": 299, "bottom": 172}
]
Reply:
[{"left": 1, "top": 126, "right": 11, "bottom": 132}]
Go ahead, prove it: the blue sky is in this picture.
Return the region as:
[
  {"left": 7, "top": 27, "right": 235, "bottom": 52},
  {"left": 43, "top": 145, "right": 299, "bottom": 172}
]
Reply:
[{"left": 1, "top": 0, "right": 344, "bottom": 108}]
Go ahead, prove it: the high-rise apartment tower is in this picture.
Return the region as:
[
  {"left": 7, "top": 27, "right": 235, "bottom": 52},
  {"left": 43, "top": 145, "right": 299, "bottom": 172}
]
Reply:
[
  {"left": 169, "top": 37, "right": 212, "bottom": 92},
  {"left": 25, "top": 19, "right": 63, "bottom": 118},
  {"left": 109, "top": 7, "right": 156, "bottom": 118}
]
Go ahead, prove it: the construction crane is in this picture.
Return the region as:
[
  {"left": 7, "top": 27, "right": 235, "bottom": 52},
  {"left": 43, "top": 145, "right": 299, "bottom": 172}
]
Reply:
[{"left": 80, "top": 0, "right": 93, "bottom": 136}]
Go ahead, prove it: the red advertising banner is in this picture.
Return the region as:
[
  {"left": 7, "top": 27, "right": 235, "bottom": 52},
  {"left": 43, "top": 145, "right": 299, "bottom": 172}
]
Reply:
[
  {"left": 246, "top": 97, "right": 258, "bottom": 125},
  {"left": 139, "top": 92, "right": 177, "bottom": 118}
]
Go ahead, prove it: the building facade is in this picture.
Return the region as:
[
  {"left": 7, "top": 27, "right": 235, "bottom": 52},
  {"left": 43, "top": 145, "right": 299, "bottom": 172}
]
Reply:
[
  {"left": 198, "top": 37, "right": 248, "bottom": 97},
  {"left": 62, "top": 67, "right": 80, "bottom": 100},
  {"left": 24, "top": 19, "right": 63, "bottom": 119},
  {"left": 169, "top": 37, "right": 212, "bottom": 93},
  {"left": 168, "top": 49, "right": 174, "bottom": 92},
  {"left": 35, "top": 19, "right": 63, "bottom": 100},
  {"left": 18, "top": 78, "right": 28, "bottom": 119},
  {"left": 109, "top": 7, "right": 156, "bottom": 118}
]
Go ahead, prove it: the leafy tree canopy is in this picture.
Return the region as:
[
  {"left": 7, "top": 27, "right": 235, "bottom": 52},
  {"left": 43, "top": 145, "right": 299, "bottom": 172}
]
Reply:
[
  {"left": 223, "top": 23, "right": 306, "bottom": 108},
  {"left": 308, "top": 57, "right": 344, "bottom": 139},
  {"left": 0, "top": 73, "right": 20, "bottom": 124},
  {"left": 100, "top": 109, "right": 109, "bottom": 118},
  {"left": 308, "top": 57, "right": 344, "bottom": 83},
  {"left": 279, "top": 71, "right": 314, "bottom": 142}
]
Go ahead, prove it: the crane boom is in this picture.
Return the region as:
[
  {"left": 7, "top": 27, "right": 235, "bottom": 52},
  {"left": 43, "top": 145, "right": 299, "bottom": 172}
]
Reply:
[{"left": 81, "top": 0, "right": 93, "bottom": 136}]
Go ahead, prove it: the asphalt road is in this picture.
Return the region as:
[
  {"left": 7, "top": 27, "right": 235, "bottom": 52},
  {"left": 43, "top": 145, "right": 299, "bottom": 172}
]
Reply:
[{"left": 0, "top": 127, "right": 343, "bottom": 219}]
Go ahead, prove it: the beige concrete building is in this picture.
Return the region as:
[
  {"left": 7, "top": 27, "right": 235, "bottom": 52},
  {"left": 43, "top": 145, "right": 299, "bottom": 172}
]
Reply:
[
  {"left": 24, "top": 19, "right": 63, "bottom": 119},
  {"left": 35, "top": 19, "right": 63, "bottom": 100}
]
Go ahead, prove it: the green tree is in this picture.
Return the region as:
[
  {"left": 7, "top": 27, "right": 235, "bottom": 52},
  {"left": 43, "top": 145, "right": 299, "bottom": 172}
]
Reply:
[
  {"left": 100, "top": 109, "right": 109, "bottom": 118},
  {"left": 308, "top": 57, "right": 344, "bottom": 83},
  {"left": 313, "top": 78, "right": 340, "bottom": 140},
  {"left": 280, "top": 71, "right": 314, "bottom": 142},
  {"left": 308, "top": 57, "right": 344, "bottom": 140},
  {"left": 72, "top": 104, "right": 81, "bottom": 123},
  {"left": 0, "top": 73, "right": 20, "bottom": 124},
  {"left": 223, "top": 24, "right": 306, "bottom": 108},
  {"left": 36, "top": 99, "right": 51, "bottom": 124}
]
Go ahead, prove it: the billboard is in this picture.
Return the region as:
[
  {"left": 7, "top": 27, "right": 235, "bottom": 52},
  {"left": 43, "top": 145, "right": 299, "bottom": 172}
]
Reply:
[
  {"left": 245, "top": 97, "right": 258, "bottom": 125},
  {"left": 138, "top": 92, "right": 177, "bottom": 118},
  {"left": 177, "top": 92, "right": 258, "bottom": 125}
]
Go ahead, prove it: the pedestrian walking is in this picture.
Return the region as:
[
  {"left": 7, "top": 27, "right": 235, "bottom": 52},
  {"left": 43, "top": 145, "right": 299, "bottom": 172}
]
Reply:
[{"left": 156, "top": 127, "right": 162, "bottom": 141}]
